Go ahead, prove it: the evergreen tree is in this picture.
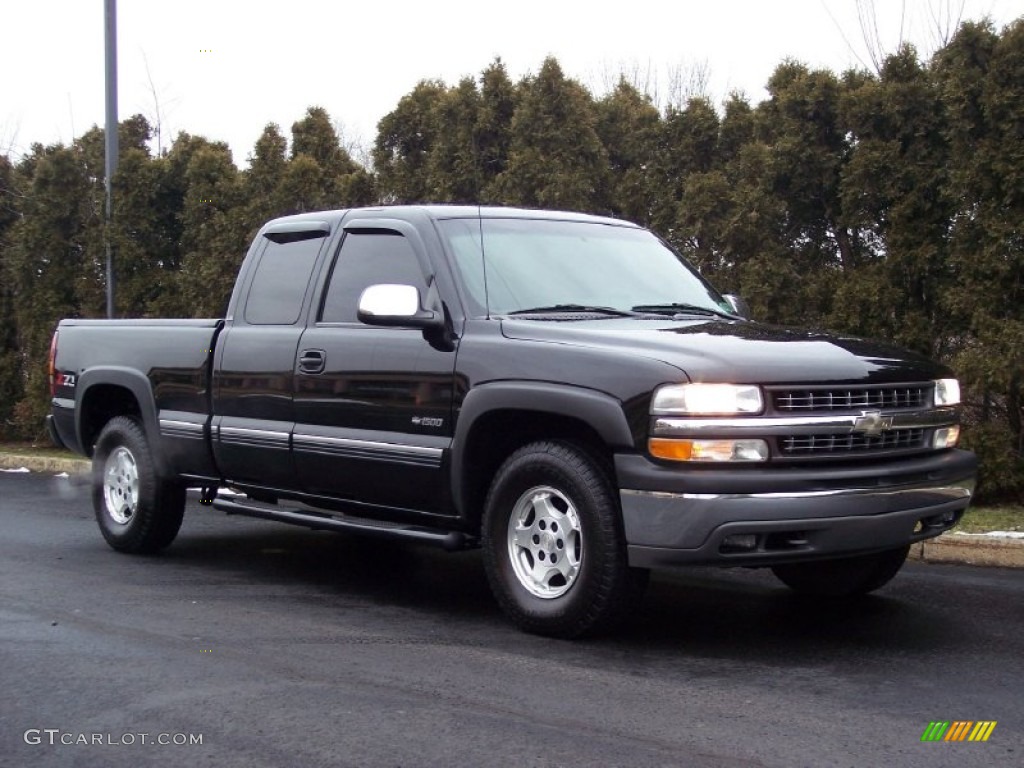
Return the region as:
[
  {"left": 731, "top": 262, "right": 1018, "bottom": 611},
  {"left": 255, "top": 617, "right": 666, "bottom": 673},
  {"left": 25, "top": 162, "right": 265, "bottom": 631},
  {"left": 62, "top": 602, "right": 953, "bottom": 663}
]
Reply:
[
  {"left": 652, "top": 96, "right": 720, "bottom": 241},
  {"left": 291, "top": 107, "right": 374, "bottom": 207},
  {"left": 836, "top": 46, "right": 953, "bottom": 354},
  {"left": 241, "top": 123, "right": 289, "bottom": 229},
  {"left": 489, "top": 57, "right": 609, "bottom": 212},
  {"left": 3, "top": 140, "right": 103, "bottom": 437},
  {"left": 936, "top": 20, "right": 1024, "bottom": 495},
  {"left": 172, "top": 136, "right": 245, "bottom": 317},
  {"left": 476, "top": 58, "right": 517, "bottom": 197},
  {"left": 594, "top": 79, "right": 662, "bottom": 225},
  {"left": 0, "top": 153, "right": 23, "bottom": 435},
  {"left": 755, "top": 62, "right": 849, "bottom": 324},
  {"left": 374, "top": 80, "right": 449, "bottom": 202},
  {"left": 425, "top": 76, "right": 484, "bottom": 201}
]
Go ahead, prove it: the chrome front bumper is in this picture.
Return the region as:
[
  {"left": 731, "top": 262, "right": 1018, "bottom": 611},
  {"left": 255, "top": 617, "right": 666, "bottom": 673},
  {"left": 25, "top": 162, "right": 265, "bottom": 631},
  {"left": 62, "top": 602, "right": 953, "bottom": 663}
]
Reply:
[{"left": 616, "top": 450, "right": 977, "bottom": 568}]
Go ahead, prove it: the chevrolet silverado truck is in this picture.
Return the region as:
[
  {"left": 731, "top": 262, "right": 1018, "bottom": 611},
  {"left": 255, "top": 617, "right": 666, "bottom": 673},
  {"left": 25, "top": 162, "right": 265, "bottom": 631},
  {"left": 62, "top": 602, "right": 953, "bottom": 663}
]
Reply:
[{"left": 47, "top": 206, "right": 978, "bottom": 637}]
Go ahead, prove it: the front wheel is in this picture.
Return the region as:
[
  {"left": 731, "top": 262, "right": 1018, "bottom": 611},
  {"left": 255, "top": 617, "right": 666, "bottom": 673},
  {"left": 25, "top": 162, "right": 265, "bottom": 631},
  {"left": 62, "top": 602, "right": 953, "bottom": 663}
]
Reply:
[
  {"left": 481, "top": 441, "right": 648, "bottom": 638},
  {"left": 92, "top": 416, "right": 185, "bottom": 554},
  {"left": 771, "top": 545, "right": 910, "bottom": 597}
]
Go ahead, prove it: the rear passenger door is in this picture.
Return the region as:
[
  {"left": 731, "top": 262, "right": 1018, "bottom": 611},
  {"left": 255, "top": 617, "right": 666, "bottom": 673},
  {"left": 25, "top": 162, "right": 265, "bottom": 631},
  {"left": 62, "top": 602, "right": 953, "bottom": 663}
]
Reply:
[
  {"left": 212, "top": 222, "right": 329, "bottom": 490},
  {"left": 293, "top": 219, "right": 457, "bottom": 514}
]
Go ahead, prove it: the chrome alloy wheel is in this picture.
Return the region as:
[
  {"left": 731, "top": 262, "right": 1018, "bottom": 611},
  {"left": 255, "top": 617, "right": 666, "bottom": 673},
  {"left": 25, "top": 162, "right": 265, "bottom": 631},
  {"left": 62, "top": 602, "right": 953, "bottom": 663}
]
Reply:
[
  {"left": 102, "top": 446, "right": 139, "bottom": 525},
  {"left": 506, "top": 485, "right": 583, "bottom": 599}
]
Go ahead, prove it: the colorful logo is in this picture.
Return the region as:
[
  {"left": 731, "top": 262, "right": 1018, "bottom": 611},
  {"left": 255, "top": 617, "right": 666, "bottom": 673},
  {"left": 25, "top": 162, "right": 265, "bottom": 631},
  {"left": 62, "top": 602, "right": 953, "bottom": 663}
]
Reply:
[{"left": 921, "top": 721, "right": 997, "bottom": 742}]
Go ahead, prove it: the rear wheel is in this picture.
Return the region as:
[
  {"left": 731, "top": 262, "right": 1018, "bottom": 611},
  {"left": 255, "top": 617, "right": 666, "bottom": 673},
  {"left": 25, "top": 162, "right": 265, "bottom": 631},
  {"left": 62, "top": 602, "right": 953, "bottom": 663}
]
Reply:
[
  {"left": 771, "top": 545, "right": 910, "bottom": 597},
  {"left": 481, "top": 441, "right": 648, "bottom": 638},
  {"left": 92, "top": 416, "right": 185, "bottom": 554}
]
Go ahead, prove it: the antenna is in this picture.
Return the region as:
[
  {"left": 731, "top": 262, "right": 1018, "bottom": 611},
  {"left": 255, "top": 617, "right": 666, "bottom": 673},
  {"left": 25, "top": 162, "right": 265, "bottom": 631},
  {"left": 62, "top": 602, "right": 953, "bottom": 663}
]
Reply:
[{"left": 478, "top": 204, "right": 491, "bottom": 319}]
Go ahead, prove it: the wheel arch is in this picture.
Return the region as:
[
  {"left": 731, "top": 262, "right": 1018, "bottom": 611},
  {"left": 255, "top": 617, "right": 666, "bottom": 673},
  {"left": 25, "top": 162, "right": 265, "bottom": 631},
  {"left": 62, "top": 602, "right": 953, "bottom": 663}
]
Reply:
[
  {"left": 450, "top": 382, "right": 634, "bottom": 527},
  {"left": 76, "top": 368, "right": 167, "bottom": 475}
]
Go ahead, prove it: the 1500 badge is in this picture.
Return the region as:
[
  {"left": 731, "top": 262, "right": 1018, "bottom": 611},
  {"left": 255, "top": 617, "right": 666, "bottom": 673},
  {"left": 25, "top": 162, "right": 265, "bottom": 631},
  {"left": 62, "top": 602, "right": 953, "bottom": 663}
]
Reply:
[{"left": 411, "top": 416, "right": 443, "bottom": 428}]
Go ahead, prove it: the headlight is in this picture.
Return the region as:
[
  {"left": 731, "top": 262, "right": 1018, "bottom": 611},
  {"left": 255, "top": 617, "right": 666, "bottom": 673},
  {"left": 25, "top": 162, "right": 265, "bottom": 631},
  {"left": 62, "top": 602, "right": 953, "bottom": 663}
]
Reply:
[
  {"left": 651, "top": 383, "right": 764, "bottom": 416},
  {"left": 934, "top": 379, "right": 961, "bottom": 406}
]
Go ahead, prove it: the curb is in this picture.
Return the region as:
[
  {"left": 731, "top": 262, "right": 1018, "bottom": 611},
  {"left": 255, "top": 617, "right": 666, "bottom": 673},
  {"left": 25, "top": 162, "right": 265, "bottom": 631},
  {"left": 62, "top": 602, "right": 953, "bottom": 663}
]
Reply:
[
  {"left": 911, "top": 532, "right": 1024, "bottom": 569},
  {"left": 3, "top": 452, "right": 1022, "bottom": 569},
  {"left": 0, "top": 453, "right": 91, "bottom": 475}
]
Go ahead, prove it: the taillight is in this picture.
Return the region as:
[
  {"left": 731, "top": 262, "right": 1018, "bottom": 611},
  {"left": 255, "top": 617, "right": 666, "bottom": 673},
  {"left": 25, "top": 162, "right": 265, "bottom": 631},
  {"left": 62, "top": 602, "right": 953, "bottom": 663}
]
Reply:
[{"left": 48, "top": 330, "right": 59, "bottom": 397}]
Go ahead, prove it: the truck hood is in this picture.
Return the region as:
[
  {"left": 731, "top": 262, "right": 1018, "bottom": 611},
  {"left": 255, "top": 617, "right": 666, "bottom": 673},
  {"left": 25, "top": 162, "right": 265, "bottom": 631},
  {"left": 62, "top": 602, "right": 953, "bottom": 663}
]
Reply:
[{"left": 499, "top": 317, "right": 949, "bottom": 385}]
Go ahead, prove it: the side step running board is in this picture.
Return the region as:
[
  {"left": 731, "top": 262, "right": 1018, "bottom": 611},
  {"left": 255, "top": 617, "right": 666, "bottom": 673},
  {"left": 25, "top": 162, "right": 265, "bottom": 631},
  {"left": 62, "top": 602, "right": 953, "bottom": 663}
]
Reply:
[{"left": 211, "top": 496, "right": 472, "bottom": 551}]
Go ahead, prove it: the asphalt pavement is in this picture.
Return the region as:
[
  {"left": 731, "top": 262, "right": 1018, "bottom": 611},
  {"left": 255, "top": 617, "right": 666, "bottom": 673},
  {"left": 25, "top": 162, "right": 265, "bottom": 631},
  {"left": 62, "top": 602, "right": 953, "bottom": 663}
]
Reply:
[{"left": 1, "top": 470, "right": 1021, "bottom": 768}]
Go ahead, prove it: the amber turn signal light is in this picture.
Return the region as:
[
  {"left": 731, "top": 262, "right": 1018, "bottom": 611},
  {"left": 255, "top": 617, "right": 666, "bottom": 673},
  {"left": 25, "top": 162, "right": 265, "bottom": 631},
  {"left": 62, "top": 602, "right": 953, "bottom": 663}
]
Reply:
[{"left": 649, "top": 437, "right": 769, "bottom": 462}]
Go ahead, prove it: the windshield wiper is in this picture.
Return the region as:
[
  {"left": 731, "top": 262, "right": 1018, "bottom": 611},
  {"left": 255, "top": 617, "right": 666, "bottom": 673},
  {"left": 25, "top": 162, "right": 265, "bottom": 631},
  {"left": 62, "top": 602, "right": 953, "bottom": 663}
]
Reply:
[
  {"left": 507, "top": 304, "right": 644, "bottom": 318},
  {"left": 630, "top": 302, "right": 735, "bottom": 319}
]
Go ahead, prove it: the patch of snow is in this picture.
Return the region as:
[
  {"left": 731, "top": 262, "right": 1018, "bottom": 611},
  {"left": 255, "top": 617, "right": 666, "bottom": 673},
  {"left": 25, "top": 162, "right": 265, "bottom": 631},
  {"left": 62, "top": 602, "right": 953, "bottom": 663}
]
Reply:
[
  {"left": 0, "top": 467, "right": 30, "bottom": 473},
  {"left": 952, "top": 530, "right": 1024, "bottom": 539},
  {"left": 55, "top": 472, "right": 70, "bottom": 478}
]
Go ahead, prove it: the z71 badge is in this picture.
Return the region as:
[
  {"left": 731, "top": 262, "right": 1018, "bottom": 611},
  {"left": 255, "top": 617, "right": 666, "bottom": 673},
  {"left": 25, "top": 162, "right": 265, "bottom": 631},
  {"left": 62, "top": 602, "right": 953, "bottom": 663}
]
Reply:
[{"left": 61, "top": 373, "right": 76, "bottom": 387}]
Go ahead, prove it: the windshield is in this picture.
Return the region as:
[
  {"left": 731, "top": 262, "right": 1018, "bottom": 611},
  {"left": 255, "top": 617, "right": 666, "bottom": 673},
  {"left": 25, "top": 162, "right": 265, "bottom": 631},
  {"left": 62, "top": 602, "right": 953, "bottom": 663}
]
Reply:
[{"left": 438, "top": 217, "right": 729, "bottom": 317}]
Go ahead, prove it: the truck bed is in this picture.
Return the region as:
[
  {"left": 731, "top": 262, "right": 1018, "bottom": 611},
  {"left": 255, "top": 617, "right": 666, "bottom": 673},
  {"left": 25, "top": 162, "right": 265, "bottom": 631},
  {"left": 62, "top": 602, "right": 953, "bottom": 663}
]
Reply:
[{"left": 50, "top": 319, "right": 223, "bottom": 476}]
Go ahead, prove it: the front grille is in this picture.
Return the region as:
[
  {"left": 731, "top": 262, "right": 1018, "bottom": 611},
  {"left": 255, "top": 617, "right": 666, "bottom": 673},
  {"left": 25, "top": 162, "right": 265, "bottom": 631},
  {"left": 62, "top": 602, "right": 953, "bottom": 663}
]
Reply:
[
  {"left": 773, "top": 385, "right": 930, "bottom": 413},
  {"left": 779, "top": 428, "right": 927, "bottom": 456}
]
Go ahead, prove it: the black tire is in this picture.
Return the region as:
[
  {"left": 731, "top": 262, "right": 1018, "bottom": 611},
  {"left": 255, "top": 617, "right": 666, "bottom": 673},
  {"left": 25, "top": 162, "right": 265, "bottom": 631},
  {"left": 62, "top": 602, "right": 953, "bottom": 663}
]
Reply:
[
  {"left": 771, "top": 545, "right": 910, "bottom": 597},
  {"left": 92, "top": 416, "right": 185, "bottom": 554},
  {"left": 481, "top": 441, "right": 649, "bottom": 638}
]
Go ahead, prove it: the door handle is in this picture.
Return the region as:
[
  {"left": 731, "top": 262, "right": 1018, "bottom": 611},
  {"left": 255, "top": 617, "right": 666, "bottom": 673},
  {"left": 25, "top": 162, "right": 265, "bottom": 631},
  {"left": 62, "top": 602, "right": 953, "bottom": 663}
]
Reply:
[{"left": 298, "top": 349, "right": 325, "bottom": 374}]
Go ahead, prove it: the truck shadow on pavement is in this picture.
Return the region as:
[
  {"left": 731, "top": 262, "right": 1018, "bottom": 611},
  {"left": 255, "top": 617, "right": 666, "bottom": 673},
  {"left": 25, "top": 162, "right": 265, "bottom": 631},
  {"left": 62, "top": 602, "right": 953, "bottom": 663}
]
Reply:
[
  {"left": 157, "top": 505, "right": 970, "bottom": 666},
  {"left": 612, "top": 568, "right": 966, "bottom": 662}
]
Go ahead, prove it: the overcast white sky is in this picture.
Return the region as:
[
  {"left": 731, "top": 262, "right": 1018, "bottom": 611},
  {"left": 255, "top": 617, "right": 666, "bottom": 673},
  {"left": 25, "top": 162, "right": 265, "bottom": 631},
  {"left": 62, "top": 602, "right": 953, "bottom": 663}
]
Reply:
[{"left": 2, "top": 0, "right": 1021, "bottom": 166}]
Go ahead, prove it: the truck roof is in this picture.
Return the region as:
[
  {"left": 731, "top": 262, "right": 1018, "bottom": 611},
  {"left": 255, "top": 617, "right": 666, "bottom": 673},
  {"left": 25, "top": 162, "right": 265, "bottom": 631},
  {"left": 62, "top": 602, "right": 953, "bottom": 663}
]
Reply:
[{"left": 264, "top": 205, "right": 640, "bottom": 230}]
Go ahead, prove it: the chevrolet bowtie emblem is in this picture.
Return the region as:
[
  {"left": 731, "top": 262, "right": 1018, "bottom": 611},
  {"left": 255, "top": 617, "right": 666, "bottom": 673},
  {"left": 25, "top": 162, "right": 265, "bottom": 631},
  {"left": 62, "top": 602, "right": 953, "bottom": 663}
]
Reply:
[{"left": 852, "top": 410, "right": 894, "bottom": 436}]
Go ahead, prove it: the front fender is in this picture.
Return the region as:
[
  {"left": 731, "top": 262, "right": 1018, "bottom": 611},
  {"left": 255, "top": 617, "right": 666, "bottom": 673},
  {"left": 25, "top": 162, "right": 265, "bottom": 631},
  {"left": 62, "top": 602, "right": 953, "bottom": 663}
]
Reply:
[{"left": 449, "top": 381, "right": 634, "bottom": 515}]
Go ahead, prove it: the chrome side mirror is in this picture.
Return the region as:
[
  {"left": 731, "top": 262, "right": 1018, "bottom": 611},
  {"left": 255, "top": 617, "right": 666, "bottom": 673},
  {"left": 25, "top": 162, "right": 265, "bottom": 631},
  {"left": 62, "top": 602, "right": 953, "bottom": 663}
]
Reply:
[
  {"left": 723, "top": 294, "right": 751, "bottom": 320},
  {"left": 357, "top": 284, "right": 441, "bottom": 329}
]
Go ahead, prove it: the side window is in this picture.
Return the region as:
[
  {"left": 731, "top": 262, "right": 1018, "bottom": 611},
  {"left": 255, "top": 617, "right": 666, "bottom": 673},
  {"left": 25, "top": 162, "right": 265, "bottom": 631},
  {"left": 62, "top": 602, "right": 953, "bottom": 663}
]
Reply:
[
  {"left": 320, "top": 232, "right": 428, "bottom": 323},
  {"left": 244, "top": 235, "right": 324, "bottom": 325}
]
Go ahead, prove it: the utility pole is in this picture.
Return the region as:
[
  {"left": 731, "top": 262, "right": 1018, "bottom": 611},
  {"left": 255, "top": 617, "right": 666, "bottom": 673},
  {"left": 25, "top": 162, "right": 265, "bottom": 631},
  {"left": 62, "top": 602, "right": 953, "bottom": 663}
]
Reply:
[{"left": 104, "top": 0, "right": 118, "bottom": 318}]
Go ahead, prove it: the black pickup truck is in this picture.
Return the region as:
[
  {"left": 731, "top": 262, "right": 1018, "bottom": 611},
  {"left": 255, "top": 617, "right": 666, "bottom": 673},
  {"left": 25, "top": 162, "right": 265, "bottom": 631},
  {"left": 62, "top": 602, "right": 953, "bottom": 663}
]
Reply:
[{"left": 48, "top": 206, "right": 977, "bottom": 637}]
